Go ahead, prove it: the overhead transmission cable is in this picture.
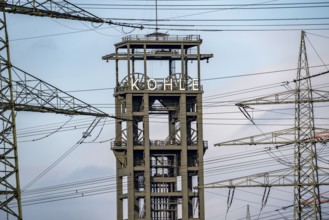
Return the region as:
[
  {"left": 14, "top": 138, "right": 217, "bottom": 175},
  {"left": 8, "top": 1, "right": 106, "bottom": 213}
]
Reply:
[
  {"left": 24, "top": 64, "right": 326, "bottom": 95},
  {"left": 75, "top": 2, "right": 329, "bottom": 8},
  {"left": 15, "top": 143, "right": 329, "bottom": 207},
  {"left": 20, "top": 145, "right": 294, "bottom": 194},
  {"left": 305, "top": 35, "right": 329, "bottom": 71},
  {"left": 22, "top": 117, "right": 103, "bottom": 191},
  {"left": 108, "top": 17, "right": 329, "bottom": 22},
  {"left": 20, "top": 116, "right": 75, "bottom": 143},
  {"left": 306, "top": 32, "right": 329, "bottom": 39},
  {"left": 18, "top": 149, "right": 298, "bottom": 194}
]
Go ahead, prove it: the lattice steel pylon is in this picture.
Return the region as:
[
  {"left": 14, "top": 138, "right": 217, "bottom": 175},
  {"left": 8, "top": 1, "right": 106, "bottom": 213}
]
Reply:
[
  {"left": 0, "top": 1, "right": 143, "bottom": 219},
  {"left": 294, "top": 30, "right": 321, "bottom": 219},
  {"left": 246, "top": 204, "right": 251, "bottom": 220},
  {"left": 0, "top": 12, "right": 109, "bottom": 218},
  {"left": 0, "top": 11, "right": 23, "bottom": 219},
  {"left": 200, "top": 31, "right": 329, "bottom": 220}
]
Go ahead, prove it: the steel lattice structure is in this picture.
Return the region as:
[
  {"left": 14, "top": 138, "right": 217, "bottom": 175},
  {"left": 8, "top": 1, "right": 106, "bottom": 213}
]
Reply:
[
  {"left": 294, "top": 30, "right": 322, "bottom": 220},
  {"left": 200, "top": 31, "right": 329, "bottom": 220},
  {"left": 0, "top": 1, "right": 142, "bottom": 219},
  {"left": 0, "top": 15, "right": 108, "bottom": 219},
  {"left": 0, "top": 11, "right": 23, "bottom": 219}
]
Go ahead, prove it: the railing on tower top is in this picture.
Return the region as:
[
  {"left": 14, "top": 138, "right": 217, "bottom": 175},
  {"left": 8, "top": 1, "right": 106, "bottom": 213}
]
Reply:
[
  {"left": 110, "top": 140, "right": 208, "bottom": 148},
  {"left": 122, "top": 34, "right": 201, "bottom": 42}
]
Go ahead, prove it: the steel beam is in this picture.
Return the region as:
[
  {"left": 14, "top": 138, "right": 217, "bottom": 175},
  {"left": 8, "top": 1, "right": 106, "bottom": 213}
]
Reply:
[{"left": 0, "top": 0, "right": 142, "bottom": 28}]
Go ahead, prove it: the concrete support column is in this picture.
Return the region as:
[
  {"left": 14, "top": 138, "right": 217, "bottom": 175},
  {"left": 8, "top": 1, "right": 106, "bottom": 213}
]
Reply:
[
  {"left": 116, "top": 161, "right": 123, "bottom": 220},
  {"left": 180, "top": 93, "right": 189, "bottom": 219},
  {"left": 143, "top": 93, "right": 151, "bottom": 219},
  {"left": 126, "top": 93, "right": 135, "bottom": 219},
  {"left": 115, "top": 96, "right": 123, "bottom": 220},
  {"left": 197, "top": 93, "right": 205, "bottom": 219}
]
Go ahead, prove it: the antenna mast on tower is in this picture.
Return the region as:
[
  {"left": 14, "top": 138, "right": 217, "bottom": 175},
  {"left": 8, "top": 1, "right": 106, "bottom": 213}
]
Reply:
[{"left": 155, "top": 0, "right": 159, "bottom": 32}]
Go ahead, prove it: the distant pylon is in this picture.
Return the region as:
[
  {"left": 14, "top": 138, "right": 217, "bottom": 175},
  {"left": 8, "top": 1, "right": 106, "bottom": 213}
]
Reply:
[
  {"left": 246, "top": 204, "right": 251, "bottom": 220},
  {"left": 293, "top": 31, "right": 322, "bottom": 219}
]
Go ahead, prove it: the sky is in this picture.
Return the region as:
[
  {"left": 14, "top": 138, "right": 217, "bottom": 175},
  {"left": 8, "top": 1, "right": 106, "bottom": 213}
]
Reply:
[{"left": 4, "top": 0, "right": 329, "bottom": 219}]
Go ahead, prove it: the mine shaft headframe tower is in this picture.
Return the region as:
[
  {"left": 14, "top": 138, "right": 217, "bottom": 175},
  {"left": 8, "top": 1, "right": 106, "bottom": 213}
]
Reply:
[{"left": 103, "top": 33, "right": 212, "bottom": 220}]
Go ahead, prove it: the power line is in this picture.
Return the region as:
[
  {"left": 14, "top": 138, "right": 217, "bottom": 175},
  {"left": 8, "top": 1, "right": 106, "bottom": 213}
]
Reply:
[
  {"left": 10, "top": 26, "right": 120, "bottom": 41},
  {"left": 143, "top": 23, "right": 329, "bottom": 27},
  {"left": 202, "top": 64, "right": 329, "bottom": 81},
  {"left": 78, "top": 5, "right": 329, "bottom": 10},
  {"left": 22, "top": 118, "right": 103, "bottom": 191},
  {"left": 306, "top": 31, "right": 329, "bottom": 39},
  {"left": 142, "top": 26, "right": 329, "bottom": 32},
  {"left": 12, "top": 143, "right": 329, "bottom": 208},
  {"left": 74, "top": 2, "right": 329, "bottom": 7},
  {"left": 65, "top": 87, "right": 115, "bottom": 93},
  {"left": 24, "top": 64, "right": 325, "bottom": 97},
  {"left": 108, "top": 17, "right": 329, "bottom": 22},
  {"left": 15, "top": 147, "right": 298, "bottom": 206}
]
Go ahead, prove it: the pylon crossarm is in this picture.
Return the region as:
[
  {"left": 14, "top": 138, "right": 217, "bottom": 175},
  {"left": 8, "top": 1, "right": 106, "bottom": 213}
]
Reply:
[
  {"left": 199, "top": 169, "right": 329, "bottom": 189},
  {"left": 2, "top": 0, "right": 101, "bottom": 21},
  {"left": 0, "top": 0, "right": 142, "bottom": 29},
  {"left": 312, "top": 89, "right": 329, "bottom": 102},
  {"left": 215, "top": 128, "right": 295, "bottom": 147},
  {"left": 199, "top": 168, "right": 294, "bottom": 189},
  {"left": 2, "top": 66, "right": 110, "bottom": 118},
  {"left": 237, "top": 90, "right": 295, "bottom": 106},
  {"left": 236, "top": 88, "right": 329, "bottom": 107},
  {"left": 314, "top": 128, "right": 329, "bottom": 141},
  {"left": 319, "top": 167, "right": 329, "bottom": 171},
  {"left": 215, "top": 127, "right": 329, "bottom": 147}
]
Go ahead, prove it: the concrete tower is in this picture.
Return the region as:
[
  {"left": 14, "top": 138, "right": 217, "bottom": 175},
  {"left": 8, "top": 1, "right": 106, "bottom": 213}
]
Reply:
[{"left": 103, "top": 33, "right": 212, "bottom": 220}]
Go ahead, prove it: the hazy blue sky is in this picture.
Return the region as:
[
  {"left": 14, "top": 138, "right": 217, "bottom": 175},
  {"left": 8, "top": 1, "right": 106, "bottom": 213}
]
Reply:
[{"left": 5, "top": 0, "right": 329, "bottom": 219}]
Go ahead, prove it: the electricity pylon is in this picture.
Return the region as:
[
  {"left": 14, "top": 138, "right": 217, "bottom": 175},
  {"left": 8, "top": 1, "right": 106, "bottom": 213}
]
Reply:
[
  {"left": 200, "top": 31, "right": 329, "bottom": 219},
  {"left": 0, "top": 22, "right": 108, "bottom": 219},
  {"left": 293, "top": 30, "right": 321, "bottom": 220},
  {"left": 246, "top": 204, "right": 251, "bottom": 220},
  {"left": 0, "top": 1, "right": 141, "bottom": 219},
  {"left": 1, "top": 62, "right": 108, "bottom": 220}
]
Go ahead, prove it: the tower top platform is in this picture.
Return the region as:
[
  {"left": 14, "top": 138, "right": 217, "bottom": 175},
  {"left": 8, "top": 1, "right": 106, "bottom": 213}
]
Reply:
[
  {"left": 102, "top": 33, "right": 213, "bottom": 61},
  {"left": 114, "top": 33, "right": 203, "bottom": 49}
]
